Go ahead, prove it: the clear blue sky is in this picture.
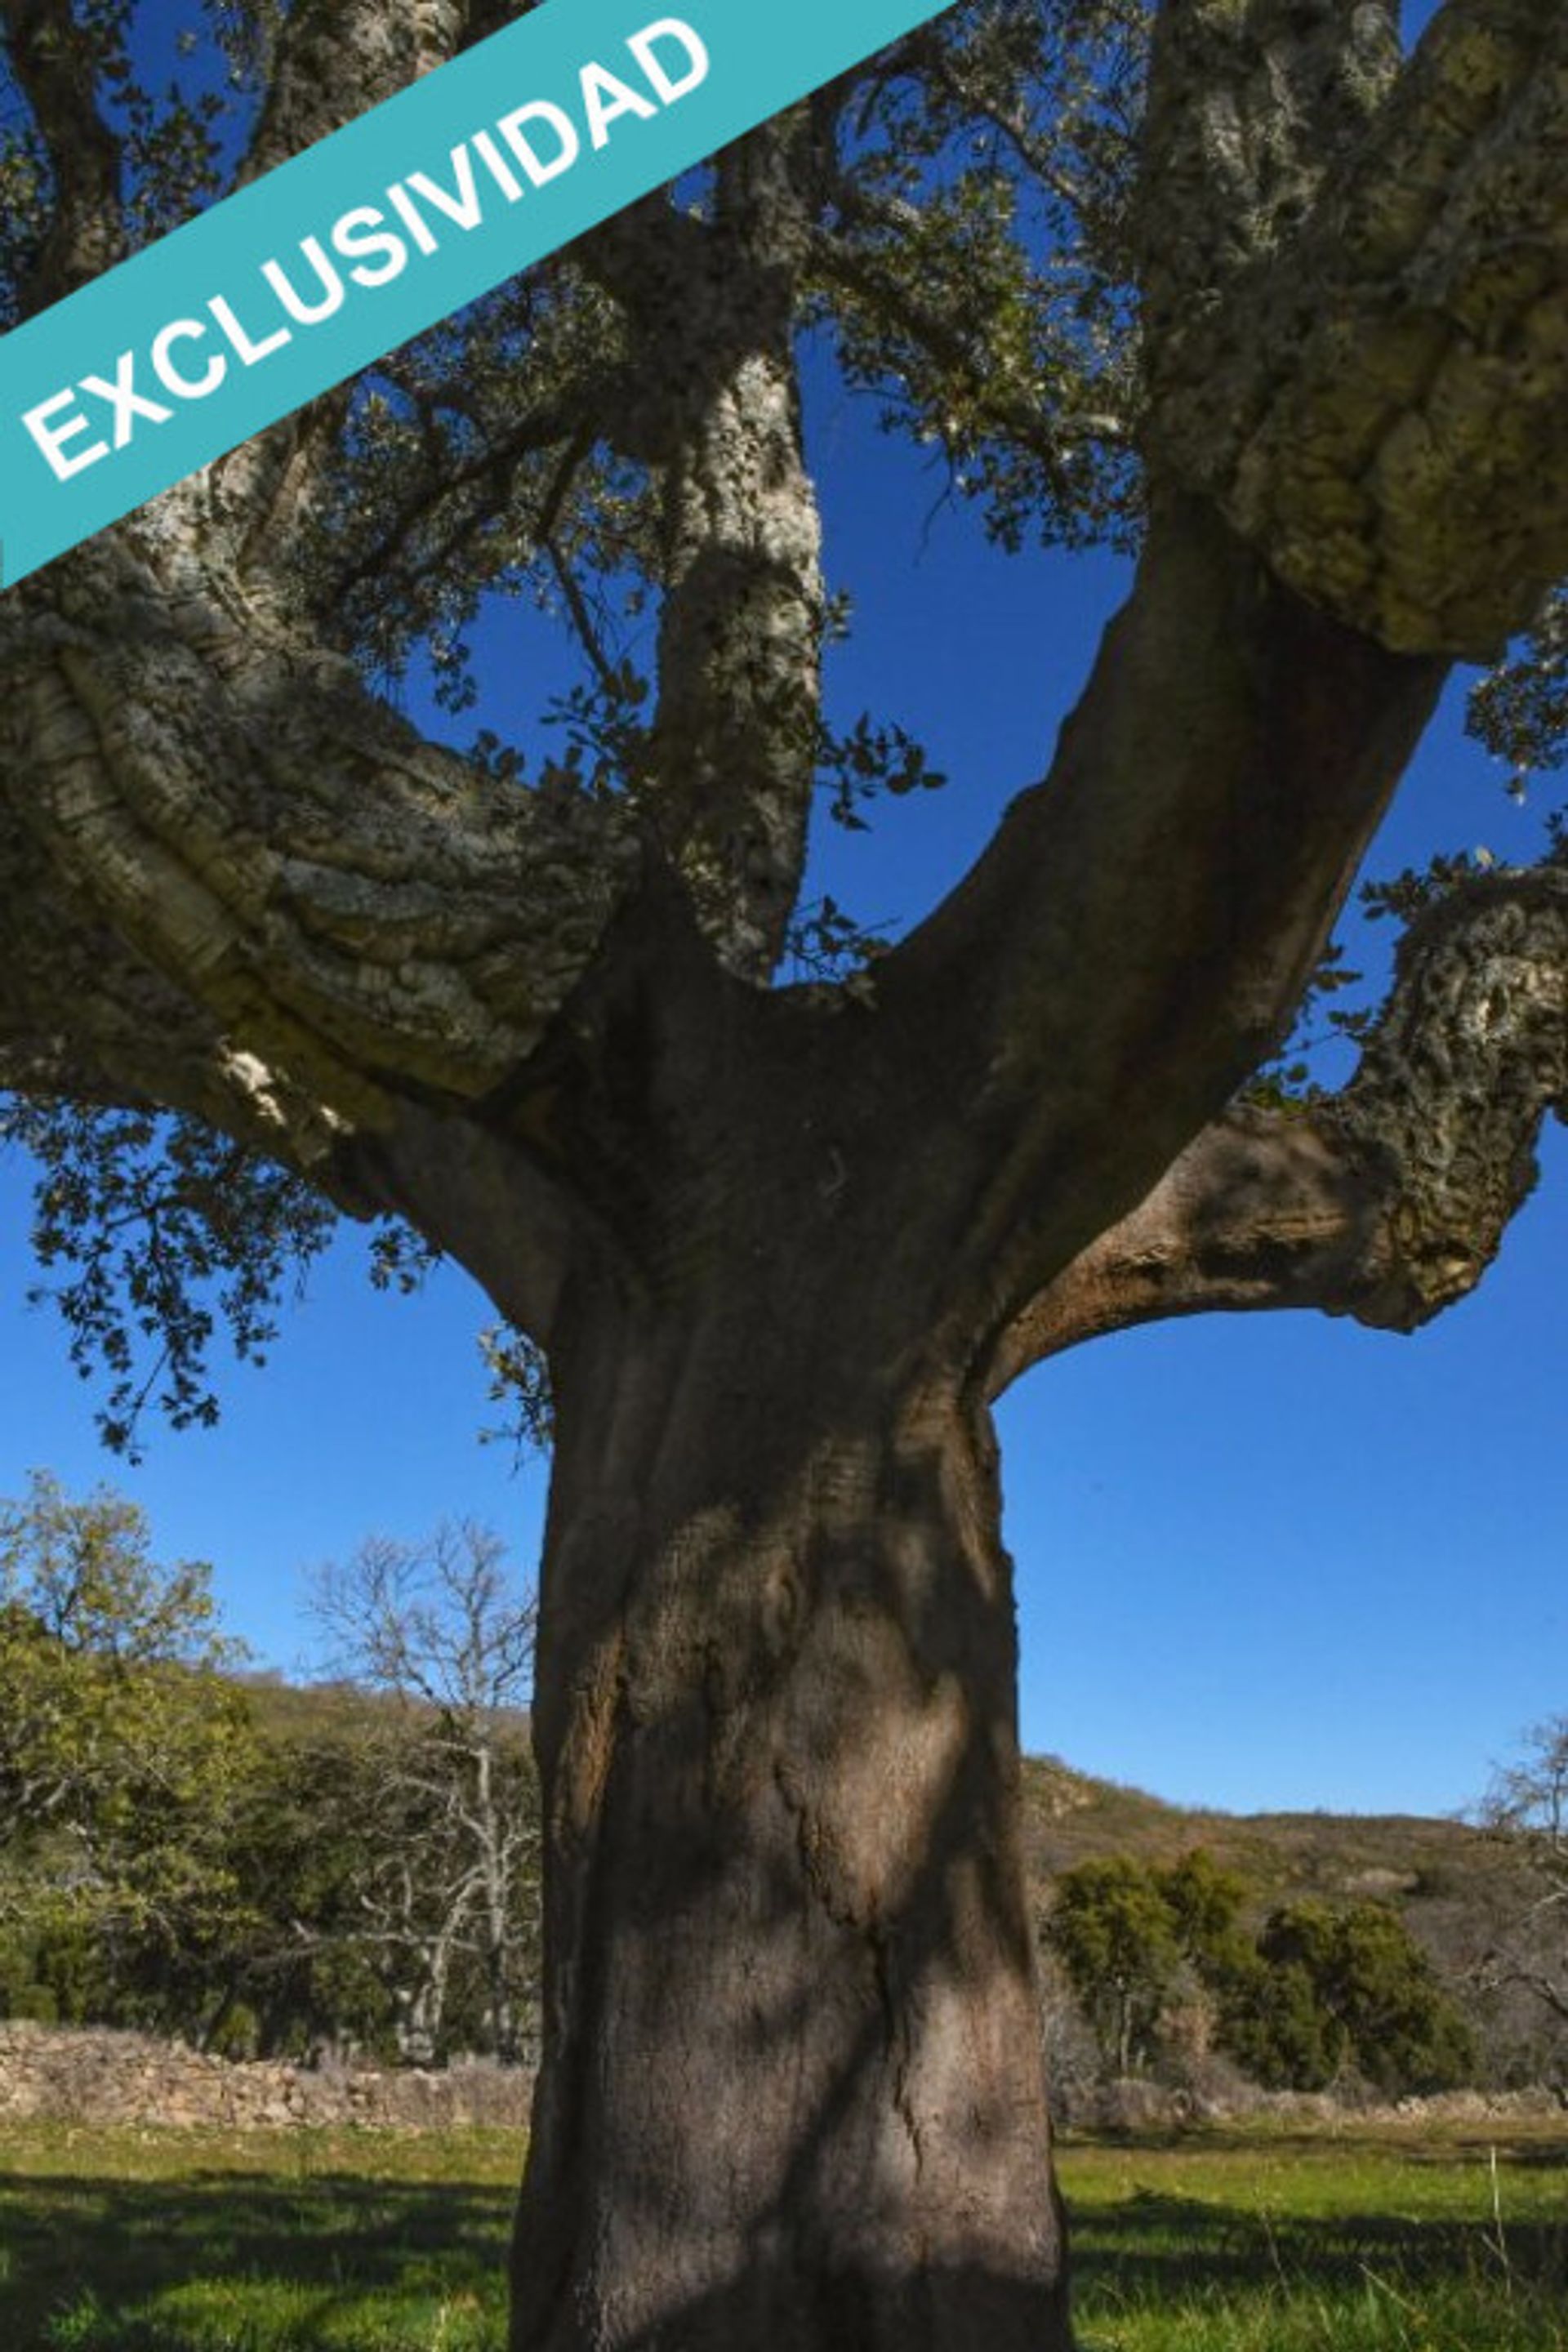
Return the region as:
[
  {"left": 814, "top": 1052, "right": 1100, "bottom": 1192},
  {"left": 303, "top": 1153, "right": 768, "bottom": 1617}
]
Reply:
[{"left": 2, "top": 0, "right": 1559, "bottom": 1820}]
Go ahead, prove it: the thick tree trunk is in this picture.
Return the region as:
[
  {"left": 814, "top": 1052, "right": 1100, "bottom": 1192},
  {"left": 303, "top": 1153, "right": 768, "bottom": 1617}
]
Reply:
[{"left": 510, "top": 1284, "right": 1068, "bottom": 2352}]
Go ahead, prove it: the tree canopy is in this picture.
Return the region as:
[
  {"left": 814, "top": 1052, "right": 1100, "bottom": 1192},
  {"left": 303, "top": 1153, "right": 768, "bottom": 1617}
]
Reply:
[
  {"left": 0, "top": 0, "right": 1562, "bottom": 1434},
  {"left": 0, "top": 1470, "right": 255, "bottom": 2011}
]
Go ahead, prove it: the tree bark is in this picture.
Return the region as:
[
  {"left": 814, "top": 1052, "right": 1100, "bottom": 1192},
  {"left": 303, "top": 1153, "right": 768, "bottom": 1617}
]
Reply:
[
  {"left": 510, "top": 1267, "right": 1067, "bottom": 2352},
  {"left": 987, "top": 868, "right": 1568, "bottom": 1388}
]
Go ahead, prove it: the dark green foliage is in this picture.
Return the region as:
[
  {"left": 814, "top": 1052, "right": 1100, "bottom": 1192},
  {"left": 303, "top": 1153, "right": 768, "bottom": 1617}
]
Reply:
[
  {"left": 1223, "top": 1957, "right": 1339, "bottom": 2091},
  {"left": 1468, "top": 591, "right": 1568, "bottom": 800},
  {"left": 1045, "top": 1850, "right": 1476, "bottom": 2095},
  {"left": 1245, "top": 1901, "right": 1477, "bottom": 2095},
  {"left": 1158, "top": 1848, "right": 1248, "bottom": 1971},
  {"left": 817, "top": 0, "right": 1147, "bottom": 555},
  {"left": 0, "top": 1472, "right": 262, "bottom": 2034},
  {"left": 478, "top": 1325, "right": 555, "bottom": 1461},
  {"left": 817, "top": 712, "right": 947, "bottom": 835},
  {"left": 0, "top": 1645, "right": 545, "bottom": 2063},
  {"left": 1045, "top": 1854, "right": 1187, "bottom": 2074},
  {"left": 203, "top": 1707, "right": 408, "bottom": 2060},
  {"left": 0, "top": 1105, "right": 336, "bottom": 1458}
]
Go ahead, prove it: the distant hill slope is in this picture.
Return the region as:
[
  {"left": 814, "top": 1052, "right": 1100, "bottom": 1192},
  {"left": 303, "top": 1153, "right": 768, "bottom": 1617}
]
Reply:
[{"left": 1018, "top": 1752, "right": 1485, "bottom": 1917}]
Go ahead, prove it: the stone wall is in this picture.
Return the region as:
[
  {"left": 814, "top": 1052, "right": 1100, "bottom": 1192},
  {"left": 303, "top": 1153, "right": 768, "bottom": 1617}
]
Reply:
[{"left": 0, "top": 2020, "right": 533, "bottom": 2129}]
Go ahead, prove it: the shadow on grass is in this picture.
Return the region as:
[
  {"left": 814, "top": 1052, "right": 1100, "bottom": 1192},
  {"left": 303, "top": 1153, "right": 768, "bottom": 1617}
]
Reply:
[
  {"left": 4, "top": 2153, "right": 1566, "bottom": 2349},
  {"left": 1066, "top": 2124, "right": 1568, "bottom": 2165},
  {"left": 0, "top": 2168, "right": 515, "bottom": 2347},
  {"left": 1068, "top": 2186, "right": 1568, "bottom": 2305}
]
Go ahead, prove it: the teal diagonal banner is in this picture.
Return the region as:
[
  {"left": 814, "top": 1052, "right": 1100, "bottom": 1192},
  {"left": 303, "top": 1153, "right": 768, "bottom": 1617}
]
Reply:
[{"left": 0, "top": 0, "right": 949, "bottom": 590}]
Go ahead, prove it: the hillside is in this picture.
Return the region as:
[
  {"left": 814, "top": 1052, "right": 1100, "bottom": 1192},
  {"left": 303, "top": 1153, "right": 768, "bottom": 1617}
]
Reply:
[
  {"left": 1014, "top": 1750, "right": 1568, "bottom": 2091},
  {"left": 1018, "top": 1753, "right": 1488, "bottom": 1916}
]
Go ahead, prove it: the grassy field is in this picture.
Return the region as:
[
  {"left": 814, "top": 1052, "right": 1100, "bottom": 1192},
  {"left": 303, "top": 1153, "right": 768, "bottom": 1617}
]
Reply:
[{"left": 0, "top": 2116, "right": 1562, "bottom": 2350}]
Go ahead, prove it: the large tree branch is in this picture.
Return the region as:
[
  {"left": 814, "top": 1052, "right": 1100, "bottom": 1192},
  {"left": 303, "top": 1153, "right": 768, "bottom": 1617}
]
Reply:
[
  {"left": 862, "top": 0, "right": 1566, "bottom": 1362},
  {"left": 581, "top": 131, "right": 827, "bottom": 979},
  {"left": 986, "top": 870, "right": 1568, "bottom": 1392},
  {"left": 1146, "top": 0, "right": 1568, "bottom": 656},
  {"left": 0, "top": 52, "right": 822, "bottom": 1326},
  {"left": 0, "top": 803, "right": 368, "bottom": 1191},
  {"left": 209, "top": 1, "right": 500, "bottom": 564},
  {"left": 0, "top": 818, "right": 588, "bottom": 1343},
  {"left": 0, "top": 0, "right": 123, "bottom": 309},
  {"left": 0, "top": 2, "right": 495, "bottom": 552},
  {"left": 238, "top": 0, "right": 472, "bottom": 188},
  {"left": 871, "top": 495, "right": 1446, "bottom": 1362},
  {"left": 1137, "top": 0, "right": 1404, "bottom": 369},
  {"left": 0, "top": 513, "right": 641, "bottom": 1341},
  {"left": 1, "top": 535, "right": 638, "bottom": 1120}
]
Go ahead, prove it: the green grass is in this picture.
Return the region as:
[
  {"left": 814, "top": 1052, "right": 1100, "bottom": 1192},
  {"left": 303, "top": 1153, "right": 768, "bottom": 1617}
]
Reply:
[
  {"left": 1063, "top": 2122, "right": 1568, "bottom": 2350},
  {"left": 0, "top": 2126, "right": 521, "bottom": 2350},
  {"left": 0, "top": 2117, "right": 1562, "bottom": 2349}
]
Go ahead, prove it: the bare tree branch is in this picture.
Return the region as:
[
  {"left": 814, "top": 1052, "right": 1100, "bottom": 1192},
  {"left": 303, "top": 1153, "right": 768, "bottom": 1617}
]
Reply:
[
  {"left": 580, "top": 131, "right": 827, "bottom": 978},
  {"left": 1472, "top": 1717, "right": 1568, "bottom": 2034},
  {"left": 308, "top": 1521, "right": 539, "bottom": 2061}
]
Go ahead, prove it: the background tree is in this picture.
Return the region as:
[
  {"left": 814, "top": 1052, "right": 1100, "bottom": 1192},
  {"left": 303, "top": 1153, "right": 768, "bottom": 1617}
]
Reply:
[
  {"left": 1473, "top": 1717, "right": 1568, "bottom": 2056},
  {"left": 1045, "top": 1851, "right": 1475, "bottom": 2096},
  {"left": 0, "top": 1479, "right": 543, "bottom": 2061},
  {"left": 1044, "top": 1854, "right": 1184, "bottom": 2075},
  {"left": 310, "top": 1521, "right": 541, "bottom": 2065},
  {"left": 2, "top": 2, "right": 1567, "bottom": 2347},
  {"left": 1242, "top": 1899, "right": 1475, "bottom": 2096},
  {"left": 0, "top": 1471, "right": 257, "bottom": 2031},
  {"left": 190, "top": 1682, "right": 412, "bottom": 2061}
]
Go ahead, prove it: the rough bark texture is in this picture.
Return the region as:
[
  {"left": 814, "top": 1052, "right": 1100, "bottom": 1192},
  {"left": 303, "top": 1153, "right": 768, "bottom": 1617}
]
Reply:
[
  {"left": 517, "top": 1310, "right": 1063, "bottom": 2352},
  {"left": 622, "top": 122, "right": 826, "bottom": 978},
  {"left": 3, "top": 2, "right": 1568, "bottom": 2348},
  {"left": 991, "top": 869, "right": 1568, "bottom": 1387},
  {"left": 0, "top": 530, "right": 636, "bottom": 1134},
  {"left": 1145, "top": 0, "right": 1568, "bottom": 655},
  {"left": 464, "top": 890, "right": 1085, "bottom": 2349}
]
